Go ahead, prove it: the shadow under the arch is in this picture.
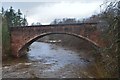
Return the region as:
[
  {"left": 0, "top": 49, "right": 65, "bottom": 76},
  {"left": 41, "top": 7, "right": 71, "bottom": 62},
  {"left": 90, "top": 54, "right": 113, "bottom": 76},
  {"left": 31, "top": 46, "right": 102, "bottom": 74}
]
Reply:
[{"left": 18, "top": 32, "right": 100, "bottom": 57}]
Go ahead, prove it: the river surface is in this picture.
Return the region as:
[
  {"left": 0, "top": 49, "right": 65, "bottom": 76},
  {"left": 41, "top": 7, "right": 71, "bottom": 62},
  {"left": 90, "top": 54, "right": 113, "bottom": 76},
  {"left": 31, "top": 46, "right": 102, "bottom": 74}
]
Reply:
[{"left": 2, "top": 42, "right": 105, "bottom": 78}]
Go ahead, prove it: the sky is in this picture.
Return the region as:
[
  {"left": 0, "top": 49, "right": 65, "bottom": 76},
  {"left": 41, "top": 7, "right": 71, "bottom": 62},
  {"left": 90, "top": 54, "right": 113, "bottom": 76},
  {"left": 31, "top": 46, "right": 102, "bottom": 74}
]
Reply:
[{"left": 1, "top": 0, "right": 116, "bottom": 25}]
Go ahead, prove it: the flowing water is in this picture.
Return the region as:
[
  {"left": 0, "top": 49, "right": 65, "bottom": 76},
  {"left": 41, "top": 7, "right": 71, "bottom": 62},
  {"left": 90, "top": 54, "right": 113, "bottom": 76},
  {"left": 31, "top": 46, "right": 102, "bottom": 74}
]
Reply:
[{"left": 2, "top": 42, "right": 105, "bottom": 78}]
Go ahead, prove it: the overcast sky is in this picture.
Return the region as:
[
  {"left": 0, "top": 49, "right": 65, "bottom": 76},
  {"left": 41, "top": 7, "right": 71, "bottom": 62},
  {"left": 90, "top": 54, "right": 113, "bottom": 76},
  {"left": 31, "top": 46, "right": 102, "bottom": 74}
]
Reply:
[{"left": 1, "top": 0, "right": 116, "bottom": 25}]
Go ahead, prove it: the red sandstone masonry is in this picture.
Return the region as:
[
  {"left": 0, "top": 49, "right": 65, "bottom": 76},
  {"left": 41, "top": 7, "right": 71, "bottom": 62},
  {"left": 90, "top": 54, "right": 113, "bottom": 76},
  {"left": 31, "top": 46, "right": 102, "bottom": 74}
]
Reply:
[{"left": 10, "top": 23, "right": 104, "bottom": 57}]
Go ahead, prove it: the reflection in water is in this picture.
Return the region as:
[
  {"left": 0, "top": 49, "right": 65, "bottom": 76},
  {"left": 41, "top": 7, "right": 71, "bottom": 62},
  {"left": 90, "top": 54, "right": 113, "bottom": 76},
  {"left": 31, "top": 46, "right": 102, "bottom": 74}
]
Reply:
[{"left": 2, "top": 42, "right": 104, "bottom": 78}]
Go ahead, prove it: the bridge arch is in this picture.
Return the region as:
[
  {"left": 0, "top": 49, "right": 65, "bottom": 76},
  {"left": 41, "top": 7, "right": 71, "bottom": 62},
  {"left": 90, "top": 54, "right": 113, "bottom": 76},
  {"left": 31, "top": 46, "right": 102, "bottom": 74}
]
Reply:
[{"left": 18, "top": 32, "right": 100, "bottom": 57}]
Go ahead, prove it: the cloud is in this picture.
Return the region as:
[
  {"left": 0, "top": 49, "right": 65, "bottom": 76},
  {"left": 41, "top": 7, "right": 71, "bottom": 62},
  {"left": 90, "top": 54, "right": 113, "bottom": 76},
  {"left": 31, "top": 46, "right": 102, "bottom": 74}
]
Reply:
[
  {"left": 27, "top": 1, "right": 103, "bottom": 25},
  {"left": 2, "top": 0, "right": 118, "bottom": 25},
  {"left": 1, "top": 0, "right": 104, "bottom": 3}
]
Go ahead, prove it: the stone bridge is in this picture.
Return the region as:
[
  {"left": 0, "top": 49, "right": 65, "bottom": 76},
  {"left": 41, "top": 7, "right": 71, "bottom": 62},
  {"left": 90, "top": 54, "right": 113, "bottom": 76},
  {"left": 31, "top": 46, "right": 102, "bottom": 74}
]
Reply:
[{"left": 10, "top": 23, "right": 103, "bottom": 57}]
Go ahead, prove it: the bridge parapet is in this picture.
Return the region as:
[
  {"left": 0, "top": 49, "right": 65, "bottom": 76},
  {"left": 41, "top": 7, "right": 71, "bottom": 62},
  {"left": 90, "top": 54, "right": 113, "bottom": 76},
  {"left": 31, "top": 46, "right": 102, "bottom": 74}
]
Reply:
[{"left": 10, "top": 23, "right": 103, "bottom": 57}]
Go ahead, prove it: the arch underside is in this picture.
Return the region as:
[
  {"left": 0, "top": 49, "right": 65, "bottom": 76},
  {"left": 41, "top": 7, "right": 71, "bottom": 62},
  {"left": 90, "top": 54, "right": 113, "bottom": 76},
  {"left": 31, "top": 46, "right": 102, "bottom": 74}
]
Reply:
[{"left": 18, "top": 32, "right": 100, "bottom": 57}]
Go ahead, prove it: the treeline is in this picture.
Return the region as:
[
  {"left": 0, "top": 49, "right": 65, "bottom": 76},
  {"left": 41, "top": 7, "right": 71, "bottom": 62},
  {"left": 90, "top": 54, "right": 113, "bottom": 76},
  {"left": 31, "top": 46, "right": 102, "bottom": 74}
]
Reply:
[
  {"left": 50, "top": 18, "right": 82, "bottom": 25},
  {"left": 84, "top": 1, "right": 119, "bottom": 77},
  {"left": 1, "top": 6, "right": 28, "bottom": 59},
  {"left": 2, "top": 6, "right": 28, "bottom": 27},
  {"left": 79, "top": 1, "right": 119, "bottom": 77},
  {"left": 101, "top": 1, "right": 119, "bottom": 77}
]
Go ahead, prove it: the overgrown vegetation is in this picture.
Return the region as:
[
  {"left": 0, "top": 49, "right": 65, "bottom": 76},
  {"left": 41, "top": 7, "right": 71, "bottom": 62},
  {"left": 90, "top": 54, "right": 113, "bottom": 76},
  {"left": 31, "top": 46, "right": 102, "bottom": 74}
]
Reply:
[
  {"left": 47, "top": 1, "right": 120, "bottom": 77},
  {"left": 85, "top": 1, "right": 119, "bottom": 77},
  {"left": 2, "top": 14, "right": 11, "bottom": 58},
  {"left": 99, "top": 1, "right": 119, "bottom": 77},
  {"left": 2, "top": 6, "right": 28, "bottom": 27},
  {"left": 1, "top": 6, "right": 28, "bottom": 59}
]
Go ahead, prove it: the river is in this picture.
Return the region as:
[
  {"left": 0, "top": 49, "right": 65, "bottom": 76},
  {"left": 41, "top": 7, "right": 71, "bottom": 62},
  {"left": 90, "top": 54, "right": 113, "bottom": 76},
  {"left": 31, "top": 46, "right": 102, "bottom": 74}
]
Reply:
[{"left": 2, "top": 42, "right": 105, "bottom": 78}]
